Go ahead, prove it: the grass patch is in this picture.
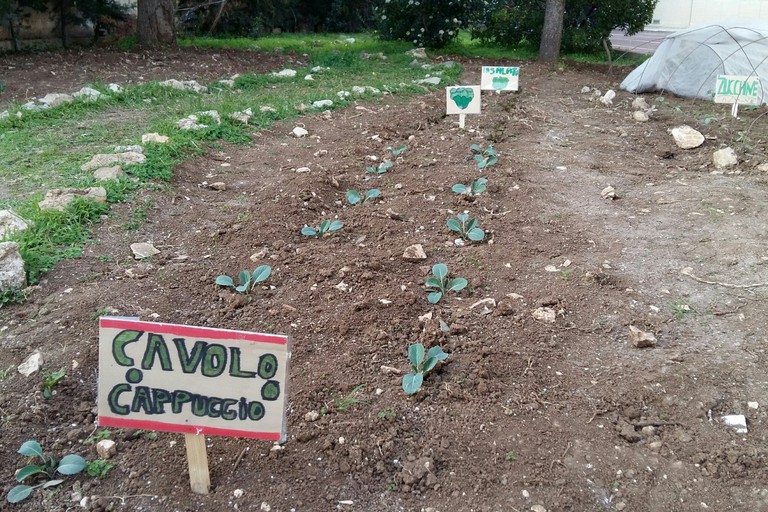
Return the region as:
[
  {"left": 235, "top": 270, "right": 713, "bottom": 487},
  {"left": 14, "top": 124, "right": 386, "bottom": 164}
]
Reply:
[{"left": 0, "top": 33, "right": 462, "bottom": 290}]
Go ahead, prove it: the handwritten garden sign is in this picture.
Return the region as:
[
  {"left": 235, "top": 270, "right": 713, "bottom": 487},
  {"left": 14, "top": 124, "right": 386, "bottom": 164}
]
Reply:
[
  {"left": 446, "top": 86, "right": 481, "bottom": 128},
  {"left": 481, "top": 66, "right": 519, "bottom": 91},
  {"left": 98, "top": 317, "right": 290, "bottom": 441},
  {"left": 714, "top": 75, "right": 762, "bottom": 117}
]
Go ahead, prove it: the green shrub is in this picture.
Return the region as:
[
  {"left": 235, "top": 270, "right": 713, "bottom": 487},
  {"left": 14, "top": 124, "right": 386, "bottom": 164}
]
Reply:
[{"left": 373, "top": 0, "right": 483, "bottom": 48}]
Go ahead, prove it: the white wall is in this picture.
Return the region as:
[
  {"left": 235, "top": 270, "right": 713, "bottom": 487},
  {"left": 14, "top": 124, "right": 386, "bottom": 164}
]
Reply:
[{"left": 650, "top": 0, "right": 768, "bottom": 30}]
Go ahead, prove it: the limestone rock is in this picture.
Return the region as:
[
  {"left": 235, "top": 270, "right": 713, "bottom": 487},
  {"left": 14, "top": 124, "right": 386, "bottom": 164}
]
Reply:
[
  {"left": 39, "top": 93, "right": 73, "bottom": 107},
  {"left": 629, "top": 325, "right": 657, "bottom": 348},
  {"left": 414, "top": 77, "right": 441, "bottom": 86},
  {"left": 272, "top": 69, "right": 297, "bottom": 78},
  {"left": 402, "top": 244, "right": 427, "bottom": 260},
  {"left": 631, "top": 97, "right": 650, "bottom": 110},
  {"left": 599, "top": 90, "right": 616, "bottom": 106},
  {"left": 312, "top": 99, "right": 333, "bottom": 109},
  {"left": 292, "top": 127, "right": 308, "bottom": 138},
  {"left": 93, "top": 166, "right": 124, "bottom": 181},
  {"left": 532, "top": 307, "right": 556, "bottom": 323},
  {"left": 38, "top": 187, "right": 107, "bottom": 211},
  {"left": 159, "top": 79, "right": 207, "bottom": 93},
  {"left": 0, "top": 241, "right": 27, "bottom": 290},
  {"left": 406, "top": 48, "right": 427, "bottom": 59},
  {"left": 107, "top": 83, "right": 123, "bottom": 93},
  {"left": 17, "top": 350, "right": 42, "bottom": 377},
  {"left": 177, "top": 116, "right": 207, "bottom": 131},
  {"left": 601, "top": 186, "right": 617, "bottom": 200},
  {"left": 73, "top": 87, "right": 102, "bottom": 101},
  {"left": 713, "top": 147, "right": 738, "bottom": 169},
  {"left": 130, "top": 242, "right": 160, "bottom": 260},
  {"left": 0, "top": 210, "right": 31, "bottom": 239},
  {"left": 721, "top": 414, "right": 748, "bottom": 434},
  {"left": 633, "top": 111, "right": 650, "bottom": 122},
  {"left": 218, "top": 79, "right": 235, "bottom": 88},
  {"left": 81, "top": 152, "right": 145, "bottom": 171},
  {"left": 142, "top": 133, "right": 169, "bottom": 144},
  {"left": 114, "top": 145, "right": 143, "bottom": 154},
  {"left": 96, "top": 439, "right": 117, "bottom": 459},
  {"left": 260, "top": 106, "right": 277, "bottom": 113},
  {"left": 670, "top": 125, "right": 705, "bottom": 149}
]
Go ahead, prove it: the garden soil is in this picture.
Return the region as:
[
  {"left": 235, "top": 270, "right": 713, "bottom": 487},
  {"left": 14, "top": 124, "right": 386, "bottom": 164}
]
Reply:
[{"left": 2, "top": 47, "right": 768, "bottom": 512}]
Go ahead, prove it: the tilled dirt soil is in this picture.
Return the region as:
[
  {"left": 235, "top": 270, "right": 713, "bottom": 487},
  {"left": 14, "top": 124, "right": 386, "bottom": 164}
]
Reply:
[{"left": 2, "top": 48, "right": 768, "bottom": 512}]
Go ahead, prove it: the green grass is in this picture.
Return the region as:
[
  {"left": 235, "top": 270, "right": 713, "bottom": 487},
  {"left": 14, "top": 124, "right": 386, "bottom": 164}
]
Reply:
[{"left": 0, "top": 34, "right": 461, "bottom": 291}]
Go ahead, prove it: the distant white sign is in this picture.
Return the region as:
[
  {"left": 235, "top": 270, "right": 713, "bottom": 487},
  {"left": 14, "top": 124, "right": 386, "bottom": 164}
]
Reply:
[
  {"left": 481, "top": 66, "right": 519, "bottom": 91},
  {"left": 714, "top": 75, "right": 761, "bottom": 105},
  {"left": 446, "top": 86, "right": 481, "bottom": 115}
]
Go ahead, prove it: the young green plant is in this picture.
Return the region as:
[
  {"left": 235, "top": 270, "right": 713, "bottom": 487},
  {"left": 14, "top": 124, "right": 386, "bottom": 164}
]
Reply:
[
  {"left": 215, "top": 265, "right": 272, "bottom": 293},
  {"left": 425, "top": 263, "right": 467, "bottom": 304},
  {"left": 301, "top": 219, "right": 343, "bottom": 238},
  {"left": 366, "top": 161, "right": 393, "bottom": 175},
  {"left": 402, "top": 343, "right": 448, "bottom": 395},
  {"left": 448, "top": 212, "right": 484, "bottom": 241},
  {"left": 7, "top": 441, "right": 86, "bottom": 503},
  {"left": 470, "top": 144, "right": 498, "bottom": 170},
  {"left": 452, "top": 177, "right": 487, "bottom": 196},
  {"left": 42, "top": 368, "right": 66, "bottom": 398},
  {"left": 346, "top": 188, "right": 381, "bottom": 205},
  {"left": 386, "top": 144, "right": 408, "bottom": 157}
]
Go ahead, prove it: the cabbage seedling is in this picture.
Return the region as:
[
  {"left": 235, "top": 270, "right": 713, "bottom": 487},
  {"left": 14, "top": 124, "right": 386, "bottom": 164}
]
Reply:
[
  {"left": 346, "top": 188, "right": 381, "bottom": 205},
  {"left": 366, "top": 161, "right": 393, "bottom": 175},
  {"left": 402, "top": 343, "right": 448, "bottom": 395},
  {"left": 7, "top": 440, "right": 85, "bottom": 503},
  {"left": 215, "top": 265, "right": 272, "bottom": 293},
  {"left": 301, "top": 219, "right": 343, "bottom": 238},
  {"left": 452, "top": 177, "right": 487, "bottom": 196},
  {"left": 448, "top": 212, "right": 484, "bottom": 241},
  {"left": 386, "top": 144, "right": 408, "bottom": 157},
  {"left": 470, "top": 144, "right": 497, "bottom": 170},
  {"left": 425, "top": 263, "right": 467, "bottom": 304}
]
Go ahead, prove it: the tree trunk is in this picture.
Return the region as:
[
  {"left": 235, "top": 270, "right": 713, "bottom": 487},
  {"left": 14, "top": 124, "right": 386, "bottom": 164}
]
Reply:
[
  {"left": 538, "top": 0, "right": 565, "bottom": 62},
  {"left": 137, "top": 0, "right": 176, "bottom": 45}
]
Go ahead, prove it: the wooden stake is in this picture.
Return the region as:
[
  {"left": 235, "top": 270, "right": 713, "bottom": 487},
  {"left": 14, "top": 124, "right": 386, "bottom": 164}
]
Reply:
[
  {"left": 459, "top": 113, "right": 466, "bottom": 129},
  {"left": 731, "top": 102, "right": 739, "bottom": 118},
  {"left": 184, "top": 433, "right": 210, "bottom": 494}
]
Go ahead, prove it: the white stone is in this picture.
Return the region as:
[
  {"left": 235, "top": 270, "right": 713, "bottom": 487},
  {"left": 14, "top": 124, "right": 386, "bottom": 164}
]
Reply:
[
  {"left": 721, "top": 414, "right": 748, "bottom": 434},
  {"left": 531, "top": 506, "right": 548, "bottom": 512},
  {"left": 601, "top": 186, "right": 616, "bottom": 199},
  {"left": 107, "top": 83, "right": 123, "bottom": 93},
  {"left": 292, "top": 127, "right": 308, "bottom": 137},
  {"left": 532, "top": 307, "right": 556, "bottom": 323},
  {"left": 73, "top": 87, "right": 102, "bottom": 101},
  {"left": 219, "top": 79, "right": 235, "bottom": 87},
  {"left": 415, "top": 77, "right": 441, "bottom": 85},
  {"left": 0, "top": 110, "right": 9, "bottom": 120},
  {"left": 130, "top": 242, "right": 160, "bottom": 260},
  {"left": 96, "top": 439, "right": 117, "bottom": 459},
  {"left": 38, "top": 187, "right": 107, "bottom": 211},
  {"left": 272, "top": 69, "right": 297, "bottom": 78},
  {"left": 0, "top": 241, "right": 27, "bottom": 290},
  {"left": 39, "top": 93, "right": 73, "bottom": 107},
  {"left": 114, "top": 145, "right": 143, "bottom": 154},
  {"left": 580, "top": 86, "right": 591, "bottom": 93},
  {"left": 233, "top": 489, "right": 245, "bottom": 498},
  {"left": 406, "top": 48, "right": 427, "bottom": 59},
  {"left": 600, "top": 90, "right": 616, "bottom": 106},
  {"left": 337, "top": 90, "right": 350, "bottom": 99},
  {"left": 311, "top": 66, "right": 330, "bottom": 73},
  {"left": 304, "top": 410, "right": 320, "bottom": 422},
  {"left": 22, "top": 101, "right": 43, "bottom": 111},
  {"left": 81, "top": 152, "right": 145, "bottom": 171},
  {"left": 304, "top": 74, "right": 314, "bottom": 81},
  {"left": 176, "top": 116, "right": 207, "bottom": 131},
  {"left": 93, "top": 166, "right": 124, "bottom": 181},
  {"left": 632, "top": 97, "right": 650, "bottom": 110},
  {"left": 748, "top": 401, "right": 759, "bottom": 409},
  {"left": 633, "top": 111, "right": 650, "bottom": 122},
  {"left": 142, "top": 133, "right": 169, "bottom": 144},
  {"left": 159, "top": 79, "right": 207, "bottom": 93},
  {"left": 402, "top": 244, "right": 427, "bottom": 260},
  {"left": 312, "top": 99, "right": 333, "bottom": 109},
  {"left": 470, "top": 298, "right": 496, "bottom": 310},
  {"left": 17, "top": 350, "right": 42, "bottom": 376},
  {"left": 670, "top": 125, "right": 705, "bottom": 149},
  {"left": 229, "top": 112, "right": 251, "bottom": 124},
  {"left": 713, "top": 147, "right": 738, "bottom": 169},
  {"left": 0, "top": 210, "right": 31, "bottom": 238},
  {"left": 629, "top": 325, "right": 657, "bottom": 348},
  {"left": 295, "top": 167, "right": 311, "bottom": 173},
  {"left": 260, "top": 105, "right": 277, "bottom": 113},
  {"left": 352, "top": 86, "right": 366, "bottom": 95}
]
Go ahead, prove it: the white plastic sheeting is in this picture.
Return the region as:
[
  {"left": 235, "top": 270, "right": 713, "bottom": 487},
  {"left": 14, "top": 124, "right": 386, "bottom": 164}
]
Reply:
[{"left": 620, "top": 22, "right": 768, "bottom": 103}]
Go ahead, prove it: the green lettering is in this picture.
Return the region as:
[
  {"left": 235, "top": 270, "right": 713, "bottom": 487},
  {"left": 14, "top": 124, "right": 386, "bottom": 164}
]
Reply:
[
  {"left": 141, "top": 333, "right": 173, "bottom": 371},
  {"left": 112, "top": 330, "right": 143, "bottom": 366},
  {"left": 229, "top": 347, "right": 257, "bottom": 378},
  {"left": 152, "top": 388, "right": 172, "bottom": 413},
  {"left": 191, "top": 395, "right": 208, "bottom": 416},
  {"left": 220, "top": 399, "right": 238, "bottom": 420},
  {"left": 257, "top": 353, "right": 278, "bottom": 379},
  {"left": 131, "top": 386, "right": 154, "bottom": 413},
  {"left": 202, "top": 344, "right": 227, "bottom": 377},
  {"left": 261, "top": 380, "right": 280, "bottom": 401},
  {"left": 717, "top": 76, "right": 729, "bottom": 95},
  {"left": 208, "top": 397, "right": 222, "bottom": 418},
  {"left": 172, "top": 390, "right": 192, "bottom": 413},
  {"left": 742, "top": 80, "right": 758, "bottom": 96},
  {"left": 174, "top": 338, "right": 206, "bottom": 373},
  {"left": 108, "top": 383, "right": 131, "bottom": 415}
]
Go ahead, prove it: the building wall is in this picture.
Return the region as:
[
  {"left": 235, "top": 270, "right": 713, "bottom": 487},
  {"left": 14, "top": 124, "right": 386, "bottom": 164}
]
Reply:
[{"left": 651, "top": 0, "right": 768, "bottom": 30}]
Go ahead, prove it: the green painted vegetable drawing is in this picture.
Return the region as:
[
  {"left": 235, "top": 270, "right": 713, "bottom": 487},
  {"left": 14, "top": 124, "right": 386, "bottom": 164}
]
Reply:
[
  {"left": 449, "top": 87, "right": 474, "bottom": 110},
  {"left": 492, "top": 76, "right": 509, "bottom": 90}
]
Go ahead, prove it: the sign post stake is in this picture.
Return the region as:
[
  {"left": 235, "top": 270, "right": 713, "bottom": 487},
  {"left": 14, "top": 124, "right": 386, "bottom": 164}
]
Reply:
[
  {"left": 459, "top": 113, "right": 466, "bottom": 129},
  {"left": 185, "top": 433, "right": 211, "bottom": 495},
  {"left": 731, "top": 102, "right": 739, "bottom": 118}
]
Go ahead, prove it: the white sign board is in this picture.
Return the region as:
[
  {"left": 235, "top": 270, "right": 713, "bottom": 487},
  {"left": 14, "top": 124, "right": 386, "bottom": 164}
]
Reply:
[
  {"left": 481, "top": 66, "right": 520, "bottom": 91},
  {"left": 446, "top": 86, "right": 481, "bottom": 115},
  {"left": 714, "top": 75, "right": 762, "bottom": 105},
  {"left": 98, "top": 317, "right": 290, "bottom": 441}
]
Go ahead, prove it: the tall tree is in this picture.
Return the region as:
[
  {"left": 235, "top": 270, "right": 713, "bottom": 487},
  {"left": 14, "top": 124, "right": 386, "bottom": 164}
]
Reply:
[
  {"left": 537, "top": 0, "right": 565, "bottom": 61},
  {"left": 137, "top": 0, "right": 176, "bottom": 44}
]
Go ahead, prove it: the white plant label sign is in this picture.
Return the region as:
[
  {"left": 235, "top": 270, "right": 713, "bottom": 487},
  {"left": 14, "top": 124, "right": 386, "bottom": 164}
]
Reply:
[
  {"left": 446, "top": 86, "right": 481, "bottom": 115},
  {"left": 714, "top": 75, "right": 761, "bottom": 106},
  {"left": 481, "top": 66, "right": 520, "bottom": 91}
]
